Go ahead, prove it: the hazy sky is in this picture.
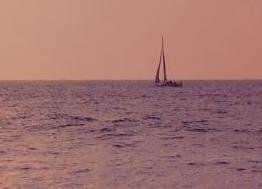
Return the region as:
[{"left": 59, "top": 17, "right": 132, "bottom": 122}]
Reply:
[{"left": 0, "top": 0, "right": 261, "bottom": 80}]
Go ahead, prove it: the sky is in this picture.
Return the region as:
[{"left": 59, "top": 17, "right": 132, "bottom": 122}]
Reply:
[{"left": 0, "top": 0, "right": 261, "bottom": 80}]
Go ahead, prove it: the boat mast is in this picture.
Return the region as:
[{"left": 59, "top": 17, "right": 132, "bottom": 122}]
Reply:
[{"left": 162, "top": 36, "right": 167, "bottom": 82}]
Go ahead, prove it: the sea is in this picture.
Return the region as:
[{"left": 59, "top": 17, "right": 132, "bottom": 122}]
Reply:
[{"left": 0, "top": 80, "right": 261, "bottom": 189}]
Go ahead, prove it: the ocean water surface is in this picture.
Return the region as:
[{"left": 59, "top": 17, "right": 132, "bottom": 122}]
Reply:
[{"left": 0, "top": 80, "right": 262, "bottom": 188}]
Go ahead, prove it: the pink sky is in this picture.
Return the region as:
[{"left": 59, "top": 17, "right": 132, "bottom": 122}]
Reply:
[{"left": 0, "top": 0, "right": 261, "bottom": 80}]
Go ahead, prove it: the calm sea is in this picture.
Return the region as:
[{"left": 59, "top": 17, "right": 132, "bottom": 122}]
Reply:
[{"left": 0, "top": 80, "right": 262, "bottom": 188}]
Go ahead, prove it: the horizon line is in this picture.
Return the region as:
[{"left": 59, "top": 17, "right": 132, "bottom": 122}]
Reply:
[{"left": 0, "top": 78, "right": 262, "bottom": 81}]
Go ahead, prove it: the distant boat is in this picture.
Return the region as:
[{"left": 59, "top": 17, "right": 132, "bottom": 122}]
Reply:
[{"left": 155, "top": 37, "right": 183, "bottom": 87}]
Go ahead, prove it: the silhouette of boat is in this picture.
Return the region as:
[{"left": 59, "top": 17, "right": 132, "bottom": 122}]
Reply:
[{"left": 155, "top": 37, "right": 183, "bottom": 87}]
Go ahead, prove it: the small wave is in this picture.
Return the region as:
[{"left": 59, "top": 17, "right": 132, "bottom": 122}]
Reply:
[
  {"left": 216, "top": 110, "right": 228, "bottom": 114},
  {"left": 110, "top": 118, "right": 137, "bottom": 123},
  {"left": 185, "top": 127, "right": 220, "bottom": 133},
  {"left": 96, "top": 132, "right": 135, "bottom": 140},
  {"left": 195, "top": 119, "right": 209, "bottom": 125},
  {"left": 49, "top": 113, "right": 97, "bottom": 122},
  {"left": 236, "top": 168, "right": 246, "bottom": 172},
  {"left": 16, "top": 166, "right": 34, "bottom": 171},
  {"left": 100, "top": 127, "right": 115, "bottom": 132},
  {"left": 214, "top": 161, "right": 230, "bottom": 165},
  {"left": 252, "top": 170, "right": 262, "bottom": 173},
  {"left": 188, "top": 162, "right": 205, "bottom": 166},
  {"left": 182, "top": 121, "right": 192, "bottom": 125},
  {"left": 73, "top": 116, "right": 97, "bottom": 122},
  {"left": 232, "top": 145, "right": 255, "bottom": 150},
  {"left": 56, "top": 123, "right": 85, "bottom": 129},
  {"left": 74, "top": 168, "right": 90, "bottom": 174},
  {"left": 248, "top": 160, "right": 262, "bottom": 164},
  {"left": 234, "top": 129, "right": 251, "bottom": 133},
  {"left": 144, "top": 116, "right": 161, "bottom": 120},
  {"left": 186, "top": 128, "right": 208, "bottom": 133},
  {"left": 112, "top": 142, "right": 138, "bottom": 149},
  {"left": 28, "top": 147, "right": 37, "bottom": 151},
  {"left": 182, "top": 119, "right": 221, "bottom": 133},
  {"left": 160, "top": 136, "right": 184, "bottom": 140},
  {"left": 113, "top": 144, "right": 125, "bottom": 148}
]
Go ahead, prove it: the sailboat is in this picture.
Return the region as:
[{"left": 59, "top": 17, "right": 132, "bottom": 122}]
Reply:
[{"left": 155, "top": 37, "right": 183, "bottom": 87}]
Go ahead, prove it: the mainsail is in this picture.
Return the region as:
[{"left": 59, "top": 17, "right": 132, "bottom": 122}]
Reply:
[
  {"left": 156, "top": 37, "right": 167, "bottom": 83},
  {"left": 155, "top": 62, "right": 161, "bottom": 83},
  {"left": 162, "top": 37, "right": 167, "bottom": 82},
  {"left": 154, "top": 36, "right": 183, "bottom": 87},
  {"left": 155, "top": 40, "right": 163, "bottom": 83}
]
